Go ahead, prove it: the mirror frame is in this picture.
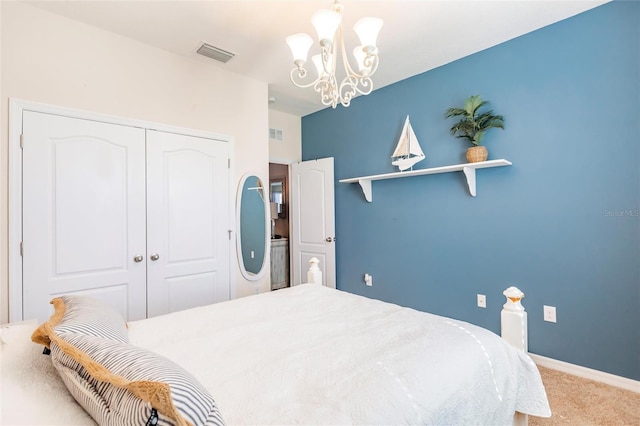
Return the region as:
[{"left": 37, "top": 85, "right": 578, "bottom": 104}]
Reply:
[{"left": 236, "top": 173, "right": 269, "bottom": 281}]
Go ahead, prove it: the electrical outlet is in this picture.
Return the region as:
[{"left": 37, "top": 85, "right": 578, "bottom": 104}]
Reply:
[
  {"left": 364, "top": 273, "right": 373, "bottom": 287},
  {"left": 543, "top": 305, "right": 557, "bottom": 323},
  {"left": 477, "top": 294, "right": 486, "bottom": 308}
]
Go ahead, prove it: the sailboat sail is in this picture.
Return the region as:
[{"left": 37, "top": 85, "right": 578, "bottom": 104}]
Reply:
[{"left": 391, "top": 115, "right": 425, "bottom": 171}]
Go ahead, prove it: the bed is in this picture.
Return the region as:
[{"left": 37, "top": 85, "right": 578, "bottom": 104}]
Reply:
[{"left": 0, "top": 283, "right": 551, "bottom": 425}]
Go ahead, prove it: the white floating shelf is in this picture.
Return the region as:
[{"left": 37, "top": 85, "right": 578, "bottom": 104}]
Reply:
[{"left": 339, "top": 159, "right": 512, "bottom": 202}]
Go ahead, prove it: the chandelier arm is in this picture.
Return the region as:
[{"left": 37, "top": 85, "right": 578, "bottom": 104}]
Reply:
[
  {"left": 313, "top": 80, "right": 329, "bottom": 104},
  {"left": 317, "top": 72, "right": 339, "bottom": 108},
  {"left": 347, "top": 76, "right": 373, "bottom": 96},
  {"left": 320, "top": 42, "right": 336, "bottom": 77},
  {"left": 337, "top": 75, "right": 373, "bottom": 107},
  {"left": 290, "top": 67, "right": 322, "bottom": 89},
  {"left": 318, "top": 27, "right": 339, "bottom": 100},
  {"left": 357, "top": 76, "right": 374, "bottom": 95},
  {"left": 338, "top": 25, "right": 360, "bottom": 79},
  {"left": 337, "top": 22, "right": 379, "bottom": 108},
  {"left": 337, "top": 25, "right": 379, "bottom": 80},
  {"left": 362, "top": 54, "right": 379, "bottom": 76}
]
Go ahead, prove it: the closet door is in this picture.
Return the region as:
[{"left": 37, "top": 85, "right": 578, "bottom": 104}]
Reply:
[
  {"left": 146, "top": 130, "right": 230, "bottom": 317},
  {"left": 22, "top": 111, "right": 147, "bottom": 322}
]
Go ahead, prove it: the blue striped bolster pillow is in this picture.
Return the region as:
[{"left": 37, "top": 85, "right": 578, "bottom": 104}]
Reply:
[
  {"left": 47, "top": 330, "right": 225, "bottom": 426},
  {"left": 32, "top": 296, "right": 225, "bottom": 426}
]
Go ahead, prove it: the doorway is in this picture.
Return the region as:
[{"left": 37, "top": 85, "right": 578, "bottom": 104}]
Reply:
[{"left": 268, "top": 163, "right": 290, "bottom": 290}]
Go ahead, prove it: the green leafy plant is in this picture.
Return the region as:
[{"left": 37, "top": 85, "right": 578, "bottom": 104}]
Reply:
[{"left": 445, "top": 95, "right": 505, "bottom": 146}]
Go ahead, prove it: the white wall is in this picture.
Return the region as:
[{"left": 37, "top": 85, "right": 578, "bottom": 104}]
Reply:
[
  {"left": 0, "top": 0, "right": 4, "bottom": 324},
  {"left": 269, "top": 109, "right": 302, "bottom": 164},
  {"left": 0, "top": 2, "right": 270, "bottom": 323}
]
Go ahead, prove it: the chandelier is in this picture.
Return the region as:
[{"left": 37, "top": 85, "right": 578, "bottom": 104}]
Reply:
[{"left": 286, "top": 1, "right": 383, "bottom": 109}]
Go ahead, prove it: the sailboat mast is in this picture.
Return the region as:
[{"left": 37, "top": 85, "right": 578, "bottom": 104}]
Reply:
[
  {"left": 405, "top": 116, "right": 410, "bottom": 159},
  {"left": 406, "top": 116, "right": 413, "bottom": 169}
]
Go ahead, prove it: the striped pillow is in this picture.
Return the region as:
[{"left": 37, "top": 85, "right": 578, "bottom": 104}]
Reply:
[
  {"left": 32, "top": 295, "right": 128, "bottom": 347},
  {"left": 48, "top": 332, "right": 224, "bottom": 426},
  {"left": 32, "top": 296, "right": 224, "bottom": 426}
]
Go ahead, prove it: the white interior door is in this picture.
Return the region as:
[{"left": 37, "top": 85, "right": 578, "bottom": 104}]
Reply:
[
  {"left": 22, "top": 111, "right": 147, "bottom": 322},
  {"left": 146, "top": 130, "right": 231, "bottom": 317},
  {"left": 290, "top": 158, "right": 336, "bottom": 288}
]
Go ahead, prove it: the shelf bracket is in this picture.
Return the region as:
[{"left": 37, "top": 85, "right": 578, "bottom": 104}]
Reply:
[
  {"left": 462, "top": 166, "right": 477, "bottom": 197},
  {"left": 358, "top": 179, "right": 373, "bottom": 202}
]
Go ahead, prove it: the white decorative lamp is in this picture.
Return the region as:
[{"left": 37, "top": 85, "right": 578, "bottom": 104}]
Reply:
[
  {"left": 307, "top": 257, "right": 322, "bottom": 285},
  {"left": 287, "top": 0, "right": 383, "bottom": 109}
]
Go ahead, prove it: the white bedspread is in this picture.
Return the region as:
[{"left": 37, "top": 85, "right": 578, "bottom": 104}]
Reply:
[
  {"left": 128, "top": 284, "right": 550, "bottom": 425},
  {"left": 0, "top": 322, "right": 96, "bottom": 425}
]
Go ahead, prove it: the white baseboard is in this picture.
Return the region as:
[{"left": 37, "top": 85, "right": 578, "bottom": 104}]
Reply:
[{"left": 529, "top": 353, "right": 640, "bottom": 393}]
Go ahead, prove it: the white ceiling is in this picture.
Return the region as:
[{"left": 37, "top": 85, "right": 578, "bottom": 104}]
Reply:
[{"left": 25, "top": 0, "right": 609, "bottom": 117}]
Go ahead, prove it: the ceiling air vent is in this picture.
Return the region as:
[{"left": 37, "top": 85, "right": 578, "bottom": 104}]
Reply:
[
  {"left": 197, "top": 43, "right": 235, "bottom": 63},
  {"left": 269, "top": 128, "right": 284, "bottom": 142}
]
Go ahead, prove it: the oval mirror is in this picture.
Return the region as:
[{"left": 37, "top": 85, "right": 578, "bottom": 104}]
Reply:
[{"left": 236, "top": 174, "right": 268, "bottom": 281}]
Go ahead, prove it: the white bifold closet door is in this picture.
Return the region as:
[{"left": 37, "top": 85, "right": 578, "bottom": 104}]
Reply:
[
  {"left": 22, "top": 111, "right": 230, "bottom": 323},
  {"left": 145, "top": 130, "right": 230, "bottom": 318}
]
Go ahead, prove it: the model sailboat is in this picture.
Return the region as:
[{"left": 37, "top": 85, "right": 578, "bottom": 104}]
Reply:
[{"left": 391, "top": 115, "right": 425, "bottom": 171}]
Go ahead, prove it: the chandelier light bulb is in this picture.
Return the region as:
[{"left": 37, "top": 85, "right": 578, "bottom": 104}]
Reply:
[
  {"left": 311, "top": 9, "right": 342, "bottom": 46},
  {"left": 353, "top": 17, "right": 383, "bottom": 49},
  {"left": 286, "top": 33, "right": 314, "bottom": 65}
]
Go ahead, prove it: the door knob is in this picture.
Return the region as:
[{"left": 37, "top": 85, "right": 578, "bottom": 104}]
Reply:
[
  {"left": 325, "top": 237, "right": 336, "bottom": 242},
  {"left": 133, "top": 255, "right": 144, "bottom": 263},
  {"left": 150, "top": 253, "right": 160, "bottom": 261}
]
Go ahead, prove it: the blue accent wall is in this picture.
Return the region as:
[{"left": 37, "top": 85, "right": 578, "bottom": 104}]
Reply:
[{"left": 302, "top": 1, "right": 639, "bottom": 380}]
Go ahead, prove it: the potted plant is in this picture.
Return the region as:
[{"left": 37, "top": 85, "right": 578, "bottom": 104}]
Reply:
[{"left": 445, "top": 95, "right": 505, "bottom": 163}]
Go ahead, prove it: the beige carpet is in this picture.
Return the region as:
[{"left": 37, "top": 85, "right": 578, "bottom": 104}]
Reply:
[{"left": 529, "top": 366, "right": 640, "bottom": 426}]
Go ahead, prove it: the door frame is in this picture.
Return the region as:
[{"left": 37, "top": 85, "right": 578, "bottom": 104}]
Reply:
[{"left": 8, "top": 98, "right": 236, "bottom": 321}]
